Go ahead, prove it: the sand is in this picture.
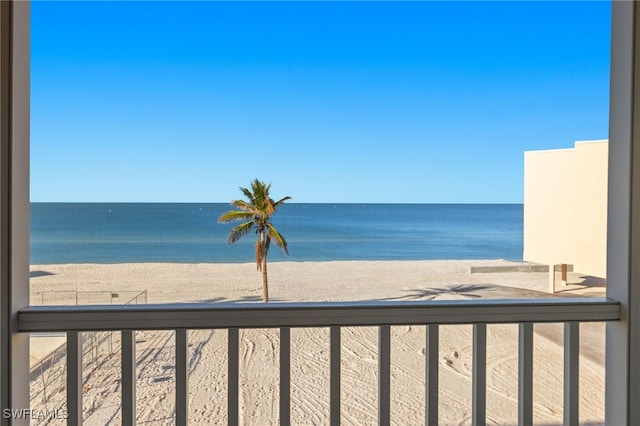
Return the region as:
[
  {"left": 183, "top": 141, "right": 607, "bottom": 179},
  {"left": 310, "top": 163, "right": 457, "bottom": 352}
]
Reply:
[{"left": 28, "top": 260, "right": 606, "bottom": 425}]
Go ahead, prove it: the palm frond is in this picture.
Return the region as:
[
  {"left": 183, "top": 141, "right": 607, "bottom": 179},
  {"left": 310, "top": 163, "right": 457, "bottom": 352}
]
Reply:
[
  {"left": 240, "top": 187, "right": 254, "bottom": 204},
  {"left": 251, "top": 181, "right": 267, "bottom": 210},
  {"left": 251, "top": 179, "right": 270, "bottom": 195},
  {"left": 267, "top": 223, "right": 289, "bottom": 255},
  {"left": 230, "top": 199, "right": 257, "bottom": 213},
  {"left": 273, "top": 196, "right": 292, "bottom": 208},
  {"left": 227, "top": 221, "right": 254, "bottom": 244},
  {"left": 276, "top": 195, "right": 292, "bottom": 203},
  {"left": 218, "top": 210, "right": 254, "bottom": 223}
]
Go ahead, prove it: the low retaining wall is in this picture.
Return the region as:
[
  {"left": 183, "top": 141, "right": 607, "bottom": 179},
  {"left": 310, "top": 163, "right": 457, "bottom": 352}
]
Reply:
[{"left": 470, "top": 264, "right": 573, "bottom": 274}]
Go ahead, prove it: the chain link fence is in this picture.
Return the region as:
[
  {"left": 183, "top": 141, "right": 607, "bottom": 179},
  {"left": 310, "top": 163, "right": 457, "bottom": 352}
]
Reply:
[
  {"left": 29, "top": 290, "right": 148, "bottom": 418},
  {"left": 31, "top": 290, "right": 147, "bottom": 306}
]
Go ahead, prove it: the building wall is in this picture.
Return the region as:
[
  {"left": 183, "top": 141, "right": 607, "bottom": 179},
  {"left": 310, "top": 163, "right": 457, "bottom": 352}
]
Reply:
[{"left": 523, "top": 140, "right": 608, "bottom": 278}]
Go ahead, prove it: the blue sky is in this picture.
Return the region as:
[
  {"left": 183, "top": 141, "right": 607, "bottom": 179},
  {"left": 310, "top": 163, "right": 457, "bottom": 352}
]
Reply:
[{"left": 30, "top": 1, "right": 611, "bottom": 203}]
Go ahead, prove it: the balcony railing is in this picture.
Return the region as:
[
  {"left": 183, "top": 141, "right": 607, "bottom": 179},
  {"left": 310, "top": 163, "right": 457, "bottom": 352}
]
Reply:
[{"left": 18, "top": 298, "right": 619, "bottom": 426}]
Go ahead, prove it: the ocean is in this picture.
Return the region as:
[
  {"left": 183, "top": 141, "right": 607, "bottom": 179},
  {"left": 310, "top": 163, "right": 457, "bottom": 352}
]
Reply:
[{"left": 30, "top": 203, "right": 523, "bottom": 264}]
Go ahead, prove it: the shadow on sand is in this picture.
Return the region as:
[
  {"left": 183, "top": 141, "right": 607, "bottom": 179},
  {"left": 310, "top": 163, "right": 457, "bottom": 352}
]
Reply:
[
  {"left": 375, "top": 283, "right": 571, "bottom": 302},
  {"left": 576, "top": 275, "right": 606, "bottom": 287},
  {"left": 384, "top": 284, "right": 492, "bottom": 301},
  {"left": 555, "top": 275, "right": 606, "bottom": 296},
  {"left": 30, "top": 270, "right": 55, "bottom": 278}
]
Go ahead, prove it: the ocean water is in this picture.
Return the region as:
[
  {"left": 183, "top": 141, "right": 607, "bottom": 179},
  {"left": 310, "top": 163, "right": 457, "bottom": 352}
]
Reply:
[{"left": 30, "top": 203, "right": 523, "bottom": 264}]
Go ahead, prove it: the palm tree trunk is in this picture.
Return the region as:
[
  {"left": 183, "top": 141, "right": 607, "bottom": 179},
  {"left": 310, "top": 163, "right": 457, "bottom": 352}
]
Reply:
[
  {"left": 258, "top": 230, "right": 269, "bottom": 302},
  {"left": 262, "top": 255, "right": 268, "bottom": 302}
]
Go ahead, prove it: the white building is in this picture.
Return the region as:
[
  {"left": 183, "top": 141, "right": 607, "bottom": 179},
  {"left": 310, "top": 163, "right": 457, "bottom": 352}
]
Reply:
[{"left": 523, "top": 140, "right": 608, "bottom": 278}]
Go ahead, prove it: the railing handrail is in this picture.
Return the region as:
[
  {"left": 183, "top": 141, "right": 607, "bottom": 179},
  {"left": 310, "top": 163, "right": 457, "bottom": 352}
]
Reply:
[{"left": 18, "top": 297, "right": 620, "bottom": 332}]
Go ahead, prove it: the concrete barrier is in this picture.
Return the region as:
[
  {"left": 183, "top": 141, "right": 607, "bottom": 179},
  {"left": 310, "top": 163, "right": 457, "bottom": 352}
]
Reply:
[{"left": 470, "top": 264, "right": 573, "bottom": 274}]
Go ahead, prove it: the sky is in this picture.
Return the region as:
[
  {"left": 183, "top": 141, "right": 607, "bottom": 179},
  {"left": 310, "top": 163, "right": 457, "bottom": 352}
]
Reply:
[{"left": 30, "top": 1, "right": 611, "bottom": 203}]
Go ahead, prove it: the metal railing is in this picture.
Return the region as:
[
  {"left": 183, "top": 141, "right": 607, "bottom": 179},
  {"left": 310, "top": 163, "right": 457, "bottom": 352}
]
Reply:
[{"left": 18, "top": 298, "right": 619, "bottom": 425}]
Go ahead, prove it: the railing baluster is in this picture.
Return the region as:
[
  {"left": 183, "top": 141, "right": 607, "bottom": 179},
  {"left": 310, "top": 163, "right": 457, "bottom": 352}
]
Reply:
[
  {"left": 379, "top": 325, "right": 391, "bottom": 426},
  {"left": 280, "top": 327, "right": 291, "bottom": 426},
  {"left": 175, "top": 329, "right": 188, "bottom": 426},
  {"left": 425, "top": 324, "right": 439, "bottom": 426},
  {"left": 330, "top": 326, "right": 341, "bottom": 426},
  {"left": 228, "top": 328, "right": 239, "bottom": 426},
  {"left": 473, "top": 324, "right": 487, "bottom": 426},
  {"left": 67, "top": 331, "right": 83, "bottom": 426},
  {"left": 121, "top": 330, "right": 136, "bottom": 426},
  {"left": 519, "top": 323, "right": 533, "bottom": 426},
  {"left": 564, "top": 322, "right": 579, "bottom": 426}
]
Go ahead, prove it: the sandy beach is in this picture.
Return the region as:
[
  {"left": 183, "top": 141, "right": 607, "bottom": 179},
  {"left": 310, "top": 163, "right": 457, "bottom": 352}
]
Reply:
[{"left": 28, "top": 260, "right": 606, "bottom": 425}]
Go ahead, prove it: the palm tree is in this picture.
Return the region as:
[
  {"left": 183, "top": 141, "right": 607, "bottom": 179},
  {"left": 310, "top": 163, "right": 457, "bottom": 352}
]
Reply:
[{"left": 218, "top": 179, "right": 291, "bottom": 302}]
